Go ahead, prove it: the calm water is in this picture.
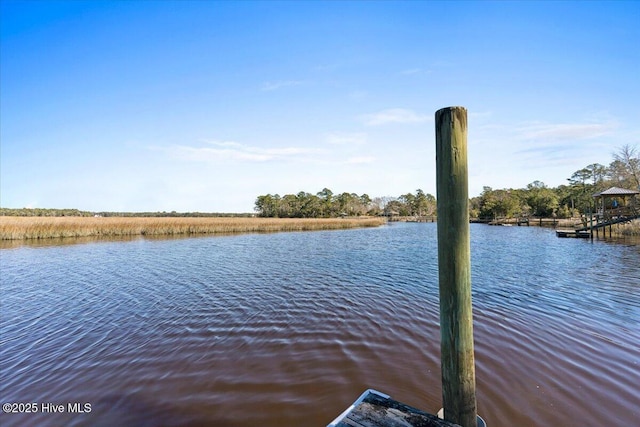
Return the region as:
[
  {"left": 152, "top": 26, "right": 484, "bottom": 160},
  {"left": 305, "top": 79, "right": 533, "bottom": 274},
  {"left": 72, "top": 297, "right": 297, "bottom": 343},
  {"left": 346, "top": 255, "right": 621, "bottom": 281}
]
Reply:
[{"left": 1, "top": 223, "right": 638, "bottom": 427}]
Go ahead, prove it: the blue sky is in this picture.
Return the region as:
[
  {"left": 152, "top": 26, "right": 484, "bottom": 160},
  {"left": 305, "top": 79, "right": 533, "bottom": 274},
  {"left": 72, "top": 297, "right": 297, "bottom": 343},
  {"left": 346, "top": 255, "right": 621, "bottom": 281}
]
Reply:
[{"left": 1, "top": 1, "right": 639, "bottom": 213}]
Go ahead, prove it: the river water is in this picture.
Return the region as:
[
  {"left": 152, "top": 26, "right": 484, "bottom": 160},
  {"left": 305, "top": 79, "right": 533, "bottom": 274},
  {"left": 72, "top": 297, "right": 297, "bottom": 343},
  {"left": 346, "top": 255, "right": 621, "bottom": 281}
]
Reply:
[{"left": 0, "top": 223, "right": 638, "bottom": 427}]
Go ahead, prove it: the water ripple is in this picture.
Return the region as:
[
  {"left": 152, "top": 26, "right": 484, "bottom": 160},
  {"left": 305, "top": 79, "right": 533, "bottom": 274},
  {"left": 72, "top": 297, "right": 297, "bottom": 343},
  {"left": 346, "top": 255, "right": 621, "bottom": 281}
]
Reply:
[{"left": 1, "top": 224, "right": 638, "bottom": 427}]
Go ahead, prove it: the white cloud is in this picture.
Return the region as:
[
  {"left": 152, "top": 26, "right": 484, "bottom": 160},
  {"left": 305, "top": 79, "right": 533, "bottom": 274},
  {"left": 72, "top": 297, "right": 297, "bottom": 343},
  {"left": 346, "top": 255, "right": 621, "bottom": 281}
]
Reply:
[
  {"left": 326, "top": 132, "right": 367, "bottom": 145},
  {"left": 345, "top": 156, "right": 375, "bottom": 164},
  {"left": 348, "top": 90, "right": 368, "bottom": 100},
  {"left": 261, "top": 80, "right": 304, "bottom": 91},
  {"left": 313, "top": 63, "right": 341, "bottom": 72},
  {"left": 399, "top": 68, "right": 421, "bottom": 75},
  {"left": 206, "top": 140, "right": 243, "bottom": 148},
  {"left": 361, "top": 108, "right": 431, "bottom": 126},
  {"left": 466, "top": 116, "right": 627, "bottom": 195},
  {"left": 469, "top": 111, "right": 493, "bottom": 120},
  {"left": 172, "top": 145, "right": 271, "bottom": 162},
  {"left": 161, "top": 140, "right": 324, "bottom": 163},
  {"left": 516, "top": 121, "right": 617, "bottom": 140}
]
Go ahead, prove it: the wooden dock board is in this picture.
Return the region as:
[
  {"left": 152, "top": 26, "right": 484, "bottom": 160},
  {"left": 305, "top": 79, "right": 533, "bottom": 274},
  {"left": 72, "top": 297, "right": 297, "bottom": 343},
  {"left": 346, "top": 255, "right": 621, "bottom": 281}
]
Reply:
[
  {"left": 556, "top": 229, "right": 591, "bottom": 238},
  {"left": 328, "top": 389, "right": 461, "bottom": 427}
]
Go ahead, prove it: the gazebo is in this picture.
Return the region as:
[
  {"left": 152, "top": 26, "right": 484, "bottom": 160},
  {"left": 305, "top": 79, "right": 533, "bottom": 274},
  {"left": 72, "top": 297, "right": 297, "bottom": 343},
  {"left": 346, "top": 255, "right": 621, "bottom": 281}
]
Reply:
[{"left": 592, "top": 186, "right": 640, "bottom": 221}]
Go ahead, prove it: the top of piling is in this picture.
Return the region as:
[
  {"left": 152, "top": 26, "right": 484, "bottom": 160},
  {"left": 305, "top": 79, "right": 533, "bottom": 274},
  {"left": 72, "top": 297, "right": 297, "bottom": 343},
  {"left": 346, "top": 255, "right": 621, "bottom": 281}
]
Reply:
[
  {"left": 436, "top": 106, "right": 466, "bottom": 111},
  {"left": 435, "top": 107, "right": 467, "bottom": 130}
]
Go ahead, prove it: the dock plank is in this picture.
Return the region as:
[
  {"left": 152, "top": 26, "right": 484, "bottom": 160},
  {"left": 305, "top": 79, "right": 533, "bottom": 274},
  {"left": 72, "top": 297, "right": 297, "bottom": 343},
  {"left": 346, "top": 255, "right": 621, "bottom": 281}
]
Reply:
[
  {"left": 329, "top": 390, "right": 460, "bottom": 427},
  {"left": 556, "top": 229, "right": 591, "bottom": 238}
]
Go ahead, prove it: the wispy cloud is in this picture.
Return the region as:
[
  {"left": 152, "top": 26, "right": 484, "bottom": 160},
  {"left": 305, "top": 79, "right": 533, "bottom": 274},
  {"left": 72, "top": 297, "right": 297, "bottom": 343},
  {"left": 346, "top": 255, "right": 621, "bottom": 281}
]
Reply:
[
  {"left": 398, "top": 68, "right": 432, "bottom": 76},
  {"left": 345, "top": 156, "right": 375, "bottom": 164},
  {"left": 361, "top": 108, "right": 431, "bottom": 126},
  {"left": 162, "top": 140, "right": 323, "bottom": 163},
  {"left": 314, "top": 63, "right": 341, "bottom": 72},
  {"left": 469, "top": 111, "right": 493, "bottom": 120},
  {"left": 470, "top": 117, "right": 620, "bottom": 174},
  {"left": 400, "top": 68, "right": 422, "bottom": 76},
  {"left": 326, "top": 132, "right": 367, "bottom": 145},
  {"left": 516, "top": 121, "right": 617, "bottom": 140},
  {"left": 348, "top": 90, "right": 368, "bottom": 100},
  {"left": 261, "top": 80, "right": 304, "bottom": 91},
  {"left": 504, "top": 120, "right": 619, "bottom": 169}
]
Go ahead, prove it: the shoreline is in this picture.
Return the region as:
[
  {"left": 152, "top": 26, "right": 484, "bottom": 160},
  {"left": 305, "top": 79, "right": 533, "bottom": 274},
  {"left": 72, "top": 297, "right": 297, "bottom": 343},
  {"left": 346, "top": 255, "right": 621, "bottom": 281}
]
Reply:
[
  {"left": 473, "top": 216, "right": 640, "bottom": 236},
  {"left": 0, "top": 216, "right": 387, "bottom": 241},
  {"left": 2, "top": 215, "right": 637, "bottom": 241}
]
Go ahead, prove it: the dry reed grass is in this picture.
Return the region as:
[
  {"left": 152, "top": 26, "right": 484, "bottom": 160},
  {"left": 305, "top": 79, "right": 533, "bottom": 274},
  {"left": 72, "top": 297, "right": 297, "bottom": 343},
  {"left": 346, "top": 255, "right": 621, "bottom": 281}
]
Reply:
[
  {"left": 615, "top": 219, "right": 640, "bottom": 236},
  {"left": 0, "top": 216, "right": 387, "bottom": 240}
]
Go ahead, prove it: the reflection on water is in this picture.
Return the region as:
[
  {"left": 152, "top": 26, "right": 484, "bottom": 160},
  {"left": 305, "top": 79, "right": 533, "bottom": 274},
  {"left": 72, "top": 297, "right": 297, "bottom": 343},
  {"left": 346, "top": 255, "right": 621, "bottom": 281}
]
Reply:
[
  {"left": 0, "top": 235, "right": 145, "bottom": 250},
  {"left": 1, "top": 224, "right": 638, "bottom": 427},
  {"left": 0, "top": 232, "right": 252, "bottom": 250}
]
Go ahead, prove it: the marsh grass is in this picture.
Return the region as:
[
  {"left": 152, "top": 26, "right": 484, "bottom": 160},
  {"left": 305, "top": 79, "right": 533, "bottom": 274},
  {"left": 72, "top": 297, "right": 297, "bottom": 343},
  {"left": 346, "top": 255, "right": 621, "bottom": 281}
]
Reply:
[
  {"left": 0, "top": 216, "right": 387, "bottom": 240},
  {"left": 614, "top": 219, "right": 640, "bottom": 236}
]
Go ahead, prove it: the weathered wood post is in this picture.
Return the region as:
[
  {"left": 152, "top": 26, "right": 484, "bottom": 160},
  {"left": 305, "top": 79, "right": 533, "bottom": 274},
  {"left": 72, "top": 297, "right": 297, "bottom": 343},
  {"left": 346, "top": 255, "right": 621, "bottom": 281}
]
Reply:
[{"left": 435, "top": 106, "right": 478, "bottom": 427}]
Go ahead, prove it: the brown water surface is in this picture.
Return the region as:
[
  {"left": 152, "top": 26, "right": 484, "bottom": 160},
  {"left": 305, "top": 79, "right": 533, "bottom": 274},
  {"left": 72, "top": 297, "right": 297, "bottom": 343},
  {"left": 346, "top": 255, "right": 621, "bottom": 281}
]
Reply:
[{"left": 1, "top": 224, "right": 638, "bottom": 426}]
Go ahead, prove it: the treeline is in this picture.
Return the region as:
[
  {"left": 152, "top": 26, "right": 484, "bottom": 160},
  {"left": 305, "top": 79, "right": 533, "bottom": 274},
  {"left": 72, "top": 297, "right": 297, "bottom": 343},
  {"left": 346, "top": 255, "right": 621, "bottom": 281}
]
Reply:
[
  {"left": 93, "top": 211, "right": 252, "bottom": 218},
  {"left": 0, "top": 208, "right": 94, "bottom": 217},
  {"left": 256, "top": 145, "right": 639, "bottom": 220},
  {"left": 0, "top": 208, "right": 252, "bottom": 218},
  {"left": 254, "top": 188, "right": 436, "bottom": 218},
  {"left": 471, "top": 145, "right": 639, "bottom": 219}
]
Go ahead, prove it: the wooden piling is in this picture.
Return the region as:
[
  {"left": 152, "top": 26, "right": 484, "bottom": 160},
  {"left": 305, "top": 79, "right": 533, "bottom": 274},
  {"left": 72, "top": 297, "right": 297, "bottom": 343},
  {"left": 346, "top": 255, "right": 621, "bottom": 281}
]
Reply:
[{"left": 435, "top": 106, "right": 478, "bottom": 427}]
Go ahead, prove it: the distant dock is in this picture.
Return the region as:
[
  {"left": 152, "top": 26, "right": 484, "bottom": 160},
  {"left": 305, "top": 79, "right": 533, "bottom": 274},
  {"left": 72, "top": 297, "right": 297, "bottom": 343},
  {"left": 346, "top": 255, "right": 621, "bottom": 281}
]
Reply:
[{"left": 556, "top": 187, "right": 639, "bottom": 238}]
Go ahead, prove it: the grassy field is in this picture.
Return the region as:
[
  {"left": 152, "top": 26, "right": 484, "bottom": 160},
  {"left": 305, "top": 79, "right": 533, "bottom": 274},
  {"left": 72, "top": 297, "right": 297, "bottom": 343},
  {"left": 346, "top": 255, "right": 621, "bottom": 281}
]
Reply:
[{"left": 0, "top": 216, "right": 387, "bottom": 240}]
